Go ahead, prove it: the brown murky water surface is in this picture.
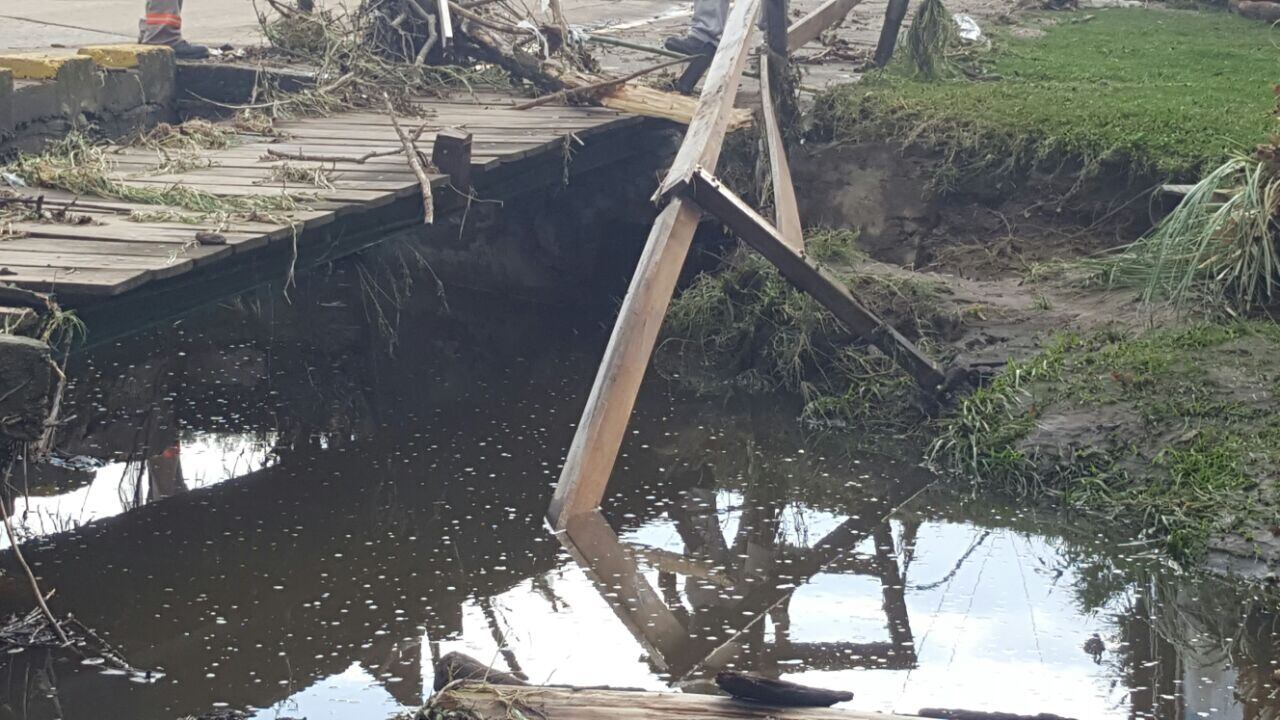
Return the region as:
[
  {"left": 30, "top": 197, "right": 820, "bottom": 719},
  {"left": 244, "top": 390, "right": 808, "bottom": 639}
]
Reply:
[{"left": 0, "top": 265, "right": 1277, "bottom": 720}]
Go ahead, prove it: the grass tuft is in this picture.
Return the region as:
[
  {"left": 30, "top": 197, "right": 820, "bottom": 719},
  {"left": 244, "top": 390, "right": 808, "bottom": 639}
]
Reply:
[{"left": 1089, "top": 154, "right": 1279, "bottom": 315}]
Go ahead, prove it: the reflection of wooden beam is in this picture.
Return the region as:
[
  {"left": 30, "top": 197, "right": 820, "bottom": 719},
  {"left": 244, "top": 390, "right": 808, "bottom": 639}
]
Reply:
[
  {"left": 656, "top": 0, "right": 762, "bottom": 199},
  {"left": 787, "top": 0, "right": 864, "bottom": 51},
  {"left": 679, "top": 168, "right": 948, "bottom": 394},
  {"left": 547, "top": 0, "right": 762, "bottom": 529},
  {"left": 775, "top": 640, "right": 915, "bottom": 671},
  {"left": 559, "top": 512, "right": 689, "bottom": 672},
  {"left": 759, "top": 55, "right": 803, "bottom": 253},
  {"left": 627, "top": 544, "right": 733, "bottom": 587}
]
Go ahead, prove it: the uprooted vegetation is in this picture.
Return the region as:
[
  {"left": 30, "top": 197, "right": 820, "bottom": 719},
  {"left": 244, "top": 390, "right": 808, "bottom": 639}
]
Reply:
[
  {"left": 811, "top": 8, "right": 1279, "bottom": 197},
  {"left": 659, "top": 230, "right": 960, "bottom": 432}
]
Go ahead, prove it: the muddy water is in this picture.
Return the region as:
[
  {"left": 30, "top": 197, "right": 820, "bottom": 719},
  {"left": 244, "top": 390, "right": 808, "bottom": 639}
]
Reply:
[{"left": 0, "top": 264, "right": 1277, "bottom": 720}]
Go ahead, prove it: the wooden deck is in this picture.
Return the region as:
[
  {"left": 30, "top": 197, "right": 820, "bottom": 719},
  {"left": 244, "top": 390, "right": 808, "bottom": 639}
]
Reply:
[{"left": 2, "top": 92, "right": 645, "bottom": 310}]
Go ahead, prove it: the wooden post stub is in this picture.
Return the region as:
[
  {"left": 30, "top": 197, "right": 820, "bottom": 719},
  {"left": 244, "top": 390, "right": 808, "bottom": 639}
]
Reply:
[
  {"left": 873, "top": 0, "right": 911, "bottom": 67},
  {"left": 432, "top": 127, "right": 473, "bottom": 190}
]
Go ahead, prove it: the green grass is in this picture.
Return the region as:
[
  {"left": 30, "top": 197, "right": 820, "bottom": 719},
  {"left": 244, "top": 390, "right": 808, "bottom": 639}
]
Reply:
[
  {"left": 930, "top": 321, "right": 1280, "bottom": 561},
  {"left": 813, "top": 8, "right": 1280, "bottom": 189}
]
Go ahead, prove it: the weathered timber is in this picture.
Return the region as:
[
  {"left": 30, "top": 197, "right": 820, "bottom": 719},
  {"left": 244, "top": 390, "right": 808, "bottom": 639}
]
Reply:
[
  {"left": 787, "top": 0, "right": 865, "bottom": 51},
  {"left": 430, "top": 684, "right": 919, "bottom": 719},
  {"left": 715, "top": 671, "right": 854, "bottom": 707},
  {"left": 548, "top": 0, "right": 762, "bottom": 529},
  {"left": 758, "top": 55, "right": 802, "bottom": 253},
  {"left": 546, "top": 200, "right": 702, "bottom": 528},
  {"left": 655, "top": 0, "right": 762, "bottom": 199},
  {"left": 431, "top": 127, "right": 474, "bottom": 189},
  {"left": 434, "top": 651, "right": 529, "bottom": 691},
  {"left": 679, "top": 168, "right": 948, "bottom": 393},
  {"left": 874, "top": 0, "right": 911, "bottom": 67}
]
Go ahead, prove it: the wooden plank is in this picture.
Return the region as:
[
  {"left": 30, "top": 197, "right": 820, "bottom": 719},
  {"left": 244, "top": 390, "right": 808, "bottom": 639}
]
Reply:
[
  {"left": 758, "top": 55, "right": 803, "bottom": 253},
  {"left": 585, "top": 83, "right": 753, "bottom": 130},
  {"left": 0, "top": 249, "right": 194, "bottom": 278},
  {"left": 433, "top": 685, "right": 911, "bottom": 720},
  {"left": 682, "top": 168, "right": 948, "bottom": 393},
  {"left": 0, "top": 236, "right": 233, "bottom": 264},
  {"left": 547, "top": 199, "right": 702, "bottom": 528},
  {"left": 7, "top": 222, "right": 259, "bottom": 252},
  {"left": 786, "top": 0, "right": 864, "bottom": 51},
  {"left": 0, "top": 266, "right": 147, "bottom": 296},
  {"left": 656, "top": 0, "right": 762, "bottom": 199}
]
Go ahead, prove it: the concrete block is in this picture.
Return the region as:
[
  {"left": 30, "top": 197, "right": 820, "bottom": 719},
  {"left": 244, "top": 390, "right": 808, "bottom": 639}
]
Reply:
[
  {"left": 78, "top": 44, "right": 171, "bottom": 70},
  {"left": 0, "top": 52, "right": 81, "bottom": 81},
  {"left": 134, "top": 47, "right": 175, "bottom": 112},
  {"left": 0, "top": 335, "right": 53, "bottom": 442},
  {"left": 11, "top": 80, "right": 61, "bottom": 127},
  {"left": 98, "top": 68, "right": 147, "bottom": 115}
]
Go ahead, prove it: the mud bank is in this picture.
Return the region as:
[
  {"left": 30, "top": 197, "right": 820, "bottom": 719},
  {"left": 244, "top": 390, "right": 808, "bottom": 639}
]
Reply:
[{"left": 665, "top": 127, "right": 1280, "bottom": 578}]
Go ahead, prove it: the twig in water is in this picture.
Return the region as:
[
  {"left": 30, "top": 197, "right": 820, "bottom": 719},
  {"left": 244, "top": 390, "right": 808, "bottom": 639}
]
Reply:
[
  {"left": 513, "top": 56, "right": 692, "bottom": 110},
  {"left": 0, "top": 485, "right": 69, "bottom": 646}
]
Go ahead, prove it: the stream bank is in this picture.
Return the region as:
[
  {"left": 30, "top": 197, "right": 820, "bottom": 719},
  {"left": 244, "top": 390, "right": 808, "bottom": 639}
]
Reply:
[
  {"left": 661, "top": 6, "right": 1280, "bottom": 575},
  {"left": 1, "top": 263, "right": 1279, "bottom": 720}
]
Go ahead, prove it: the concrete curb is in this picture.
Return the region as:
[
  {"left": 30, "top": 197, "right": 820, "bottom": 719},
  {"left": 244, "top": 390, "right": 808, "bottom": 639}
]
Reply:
[{"left": 0, "top": 44, "right": 176, "bottom": 158}]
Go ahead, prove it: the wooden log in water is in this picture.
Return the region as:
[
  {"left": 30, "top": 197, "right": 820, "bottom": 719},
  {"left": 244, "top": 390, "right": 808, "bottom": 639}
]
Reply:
[
  {"left": 715, "top": 671, "right": 853, "bottom": 707},
  {"left": 430, "top": 684, "right": 919, "bottom": 719}
]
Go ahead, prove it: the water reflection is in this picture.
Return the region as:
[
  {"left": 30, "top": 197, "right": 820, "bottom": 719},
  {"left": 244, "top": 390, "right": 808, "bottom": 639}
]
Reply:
[{"left": 0, "top": 261, "right": 1275, "bottom": 720}]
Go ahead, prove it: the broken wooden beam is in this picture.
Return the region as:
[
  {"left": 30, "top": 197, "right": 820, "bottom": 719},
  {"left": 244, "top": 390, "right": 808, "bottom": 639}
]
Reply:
[
  {"left": 656, "top": 0, "right": 762, "bottom": 200},
  {"left": 678, "top": 167, "right": 948, "bottom": 393},
  {"left": 787, "top": 0, "right": 865, "bottom": 52},
  {"left": 758, "top": 54, "right": 803, "bottom": 253},
  {"left": 546, "top": 200, "right": 702, "bottom": 529},
  {"left": 548, "top": 0, "right": 763, "bottom": 530}
]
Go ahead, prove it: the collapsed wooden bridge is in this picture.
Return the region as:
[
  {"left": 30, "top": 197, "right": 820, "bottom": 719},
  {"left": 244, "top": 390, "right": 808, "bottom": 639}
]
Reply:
[
  {"left": 0, "top": 90, "right": 653, "bottom": 336},
  {"left": 547, "top": 0, "right": 953, "bottom": 531}
]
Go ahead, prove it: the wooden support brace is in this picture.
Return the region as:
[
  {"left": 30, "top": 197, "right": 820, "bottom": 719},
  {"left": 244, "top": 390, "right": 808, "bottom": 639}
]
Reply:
[
  {"left": 758, "top": 54, "right": 802, "bottom": 253},
  {"left": 874, "top": 0, "right": 911, "bottom": 67},
  {"left": 786, "top": 0, "right": 865, "bottom": 51},
  {"left": 679, "top": 167, "right": 948, "bottom": 394},
  {"left": 432, "top": 127, "right": 473, "bottom": 190},
  {"left": 548, "top": 0, "right": 763, "bottom": 531}
]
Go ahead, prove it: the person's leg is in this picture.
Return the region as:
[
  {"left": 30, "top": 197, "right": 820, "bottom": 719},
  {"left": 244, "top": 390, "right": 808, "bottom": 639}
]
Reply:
[
  {"left": 140, "top": 0, "right": 209, "bottom": 59},
  {"left": 138, "top": 0, "right": 183, "bottom": 45},
  {"left": 689, "top": 0, "right": 729, "bottom": 44}
]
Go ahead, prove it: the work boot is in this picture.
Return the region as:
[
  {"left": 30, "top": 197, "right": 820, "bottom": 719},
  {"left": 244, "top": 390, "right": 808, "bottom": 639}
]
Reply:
[
  {"left": 170, "top": 39, "right": 210, "bottom": 60},
  {"left": 663, "top": 35, "right": 716, "bottom": 56}
]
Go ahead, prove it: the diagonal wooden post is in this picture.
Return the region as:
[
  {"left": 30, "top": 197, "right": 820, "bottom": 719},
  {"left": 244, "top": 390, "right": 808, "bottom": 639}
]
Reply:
[
  {"left": 680, "top": 167, "right": 948, "bottom": 392},
  {"left": 759, "top": 54, "right": 803, "bottom": 253},
  {"left": 547, "top": 0, "right": 762, "bottom": 530}
]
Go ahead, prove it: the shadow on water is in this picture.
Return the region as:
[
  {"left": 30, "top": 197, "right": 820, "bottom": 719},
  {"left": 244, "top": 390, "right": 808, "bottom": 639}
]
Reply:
[{"left": 0, "top": 253, "right": 1277, "bottom": 720}]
